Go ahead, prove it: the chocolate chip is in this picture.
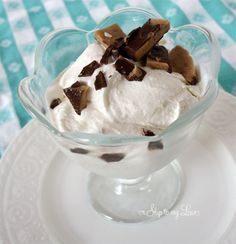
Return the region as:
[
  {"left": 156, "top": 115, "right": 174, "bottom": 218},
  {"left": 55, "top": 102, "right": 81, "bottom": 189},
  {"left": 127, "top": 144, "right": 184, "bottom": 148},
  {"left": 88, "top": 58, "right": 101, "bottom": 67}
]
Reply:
[
  {"left": 64, "top": 84, "right": 90, "bottom": 115},
  {"left": 143, "top": 129, "right": 155, "bottom": 136},
  {"left": 100, "top": 153, "right": 125, "bottom": 162},
  {"left": 78, "top": 60, "right": 100, "bottom": 77},
  {"left": 94, "top": 24, "right": 126, "bottom": 48},
  {"left": 94, "top": 71, "right": 107, "bottom": 90},
  {"left": 70, "top": 147, "right": 90, "bottom": 154},
  {"left": 124, "top": 19, "right": 170, "bottom": 61},
  {"left": 50, "top": 98, "right": 61, "bottom": 109},
  {"left": 115, "top": 57, "right": 146, "bottom": 81},
  {"left": 148, "top": 140, "right": 164, "bottom": 151}
]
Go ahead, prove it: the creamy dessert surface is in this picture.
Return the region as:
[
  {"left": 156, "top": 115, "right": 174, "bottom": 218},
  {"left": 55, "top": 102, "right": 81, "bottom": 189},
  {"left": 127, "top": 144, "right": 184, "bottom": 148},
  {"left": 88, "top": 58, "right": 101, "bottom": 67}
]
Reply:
[{"left": 46, "top": 19, "right": 203, "bottom": 136}]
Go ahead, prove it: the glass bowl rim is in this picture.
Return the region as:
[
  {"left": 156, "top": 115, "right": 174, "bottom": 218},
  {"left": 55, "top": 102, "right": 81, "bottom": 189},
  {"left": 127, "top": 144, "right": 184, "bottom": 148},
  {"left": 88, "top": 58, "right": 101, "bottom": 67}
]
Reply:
[{"left": 19, "top": 7, "right": 220, "bottom": 146}]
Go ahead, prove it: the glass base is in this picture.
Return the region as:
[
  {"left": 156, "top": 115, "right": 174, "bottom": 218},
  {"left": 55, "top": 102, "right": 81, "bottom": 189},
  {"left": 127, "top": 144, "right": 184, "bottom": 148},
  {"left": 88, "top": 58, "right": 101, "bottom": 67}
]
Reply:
[{"left": 88, "top": 161, "right": 183, "bottom": 223}]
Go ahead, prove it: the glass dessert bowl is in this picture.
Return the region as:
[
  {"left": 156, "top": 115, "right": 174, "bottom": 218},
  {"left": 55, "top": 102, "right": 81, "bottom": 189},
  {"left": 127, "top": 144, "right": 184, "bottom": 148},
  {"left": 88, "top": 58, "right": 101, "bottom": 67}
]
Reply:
[{"left": 18, "top": 7, "right": 220, "bottom": 223}]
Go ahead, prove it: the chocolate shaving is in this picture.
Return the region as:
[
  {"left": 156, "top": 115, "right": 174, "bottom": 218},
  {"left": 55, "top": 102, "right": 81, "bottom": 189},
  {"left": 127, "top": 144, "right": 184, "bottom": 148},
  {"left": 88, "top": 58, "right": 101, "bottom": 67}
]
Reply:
[
  {"left": 50, "top": 98, "right": 61, "bottom": 109},
  {"left": 94, "top": 71, "right": 107, "bottom": 90},
  {"left": 148, "top": 140, "right": 164, "bottom": 150},
  {"left": 78, "top": 60, "right": 100, "bottom": 77},
  {"left": 64, "top": 84, "right": 90, "bottom": 115},
  {"left": 124, "top": 19, "right": 170, "bottom": 61},
  {"left": 115, "top": 57, "right": 146, "bottom": 81},
  {"left": 100, "top": 153, "right": 125, "bottom": 162},
  {"left": 143, "top": 129, "right": 155, "bottom": 136}
]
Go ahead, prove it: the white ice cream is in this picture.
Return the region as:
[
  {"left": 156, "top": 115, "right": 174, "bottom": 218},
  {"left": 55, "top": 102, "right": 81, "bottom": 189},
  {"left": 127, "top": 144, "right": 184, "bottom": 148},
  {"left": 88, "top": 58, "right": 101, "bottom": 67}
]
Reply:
[{"left": 46, "top": 43, "right": 201, "bottom": 135}]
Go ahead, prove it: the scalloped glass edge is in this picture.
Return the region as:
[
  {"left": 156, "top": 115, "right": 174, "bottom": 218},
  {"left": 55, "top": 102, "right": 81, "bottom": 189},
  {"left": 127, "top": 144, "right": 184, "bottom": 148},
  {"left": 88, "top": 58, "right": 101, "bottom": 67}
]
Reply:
[{"left": 18, "top": 7, "right": 220, "bottom": 145}]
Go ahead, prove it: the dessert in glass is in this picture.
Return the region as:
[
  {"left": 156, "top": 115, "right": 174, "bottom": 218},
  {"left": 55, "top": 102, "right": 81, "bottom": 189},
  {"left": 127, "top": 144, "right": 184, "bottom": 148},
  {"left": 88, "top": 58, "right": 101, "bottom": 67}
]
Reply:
[{"left": 18, "top": 8, "right": 220, "bottom": 223}]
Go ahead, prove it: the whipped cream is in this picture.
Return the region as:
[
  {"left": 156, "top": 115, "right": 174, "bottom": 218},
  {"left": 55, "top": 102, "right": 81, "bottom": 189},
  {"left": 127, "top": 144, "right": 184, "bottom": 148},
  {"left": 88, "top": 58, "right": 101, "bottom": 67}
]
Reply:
[{"left": 46, "top": 43, "right": 201, "bottom": 135}]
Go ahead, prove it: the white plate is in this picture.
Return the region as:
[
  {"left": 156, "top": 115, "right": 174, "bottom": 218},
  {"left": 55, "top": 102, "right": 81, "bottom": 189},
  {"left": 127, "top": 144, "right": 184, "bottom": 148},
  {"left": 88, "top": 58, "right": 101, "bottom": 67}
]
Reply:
[{"left": 1, "top": 89, "right": 236, "bottom": 244}]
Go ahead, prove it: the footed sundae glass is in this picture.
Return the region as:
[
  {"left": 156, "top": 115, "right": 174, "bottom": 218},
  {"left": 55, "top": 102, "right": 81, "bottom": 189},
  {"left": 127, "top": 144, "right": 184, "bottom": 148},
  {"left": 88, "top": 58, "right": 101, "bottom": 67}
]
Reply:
[{"left": 18, "top": 8, "right": 220, "bottom": 223}]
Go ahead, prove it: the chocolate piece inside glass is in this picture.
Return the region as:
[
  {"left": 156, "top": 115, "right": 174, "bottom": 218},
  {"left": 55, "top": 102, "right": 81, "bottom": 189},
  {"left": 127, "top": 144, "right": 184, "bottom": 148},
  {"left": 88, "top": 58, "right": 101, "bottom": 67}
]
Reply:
[
  {"left": 100, "top": 153, "right": 125, "bottom": 162},
  {"left": 148, "top": 140, "right": 164, "bottom": 150},
  {"left": 50, "top": 98, "right": 61, "bottom": 109},
  {"left": 70, "top": 147, "right": 90, "bottom": 154}
]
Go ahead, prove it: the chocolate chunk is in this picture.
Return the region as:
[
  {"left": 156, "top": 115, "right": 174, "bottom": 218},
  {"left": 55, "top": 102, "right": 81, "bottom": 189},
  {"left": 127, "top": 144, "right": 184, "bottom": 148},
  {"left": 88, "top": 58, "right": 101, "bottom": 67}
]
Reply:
[
  {"left": 125, "top": 19, "right": 170, "bottom": 61},
  {"left": 115, "top": 57, "right": 134, "bottom": 76},
  {"left": 146, "top": 45, "right": 172, "bottom": 72},
  {"left": 143, "top": 129, "right": 155, "bottom": 136},
  {"left": 149, "top": 45, "right": 168, "bottom": 61},
  {"left": 71, "top": 81, "right": 86, "bottom": 88},
  {"left": 125, "top": 27, "right": 141, "bottom": 44},
  {"left": 115, "top": 38, "right": 129, "bottom": 58},
  {"left": 111, "top": 49, "right": 119, "bottom": 59},
  {"left": 148, "top": 140, "right": 164, "bottom": 151},
  {"left": 113, "top": 37, "right": 125, "bottom": 49},
  {"left": 100, "top": 153, "right": 125, "bottom": 162},
  {"left": 78, "top": 60, "right": 100, "bottom": 77},
  {"left": 100, "top": 45, "right": 114, "bottom": 65},
  {"left": 94, "top": 24, "right": 126, "bottom": 48},
  {"left": 50, "top": 98, "right": 61, "bottom": 109},
  {"left": 94, "top": 71, "right": 107, "bottom": 90},
  {"left": 64, "top": 84, "right": 90, "bottom": 115},
  {"left": 115, "top": 57, "right": 146, "bottom": 81},
  {"left": 169, "top": 45, "right": 198, "bottom": 85},
  {"left": 128, "top": 65, "right": 146, "bottom": 81},
  {"left": 70, "top": 147, "right": 90, "bottom": 154},
  {"left": 100, "top": 37, "right": 127, "bottom": 64}
]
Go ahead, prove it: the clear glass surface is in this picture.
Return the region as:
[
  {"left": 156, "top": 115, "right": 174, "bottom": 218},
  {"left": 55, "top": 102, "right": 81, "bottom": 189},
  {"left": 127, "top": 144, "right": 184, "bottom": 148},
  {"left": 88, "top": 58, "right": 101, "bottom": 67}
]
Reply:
[{"left": 18, "top": 7, "right": 220, "bottom": 223}]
